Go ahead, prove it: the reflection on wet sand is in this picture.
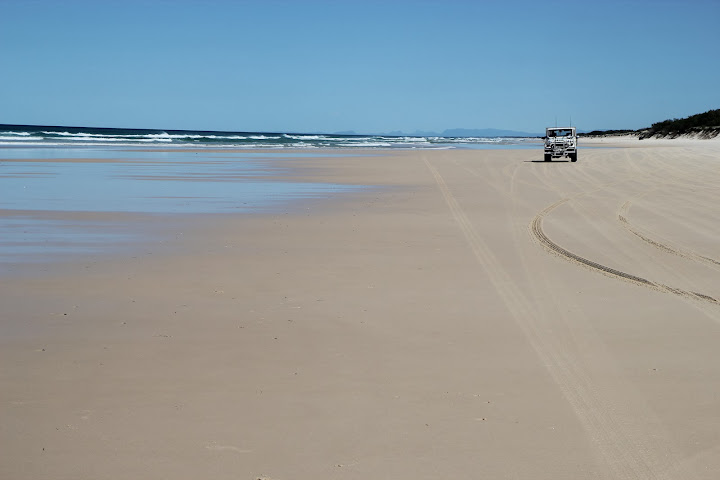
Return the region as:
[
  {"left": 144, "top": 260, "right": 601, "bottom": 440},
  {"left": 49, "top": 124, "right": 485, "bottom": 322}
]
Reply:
[{"left": 0, "top": 148, "right": 368, "bottom": 265}]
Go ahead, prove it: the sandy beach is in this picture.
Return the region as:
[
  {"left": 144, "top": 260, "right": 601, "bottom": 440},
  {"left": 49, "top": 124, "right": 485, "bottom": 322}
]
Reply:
[{"left": 2, "top": 140, "right": 720, "bottom": 479}]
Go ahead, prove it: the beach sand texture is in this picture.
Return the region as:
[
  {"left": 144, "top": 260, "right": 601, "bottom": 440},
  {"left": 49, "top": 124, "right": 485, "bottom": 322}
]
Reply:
[{"left": 2, "top": 140, "right": 720, "bottom": 479}]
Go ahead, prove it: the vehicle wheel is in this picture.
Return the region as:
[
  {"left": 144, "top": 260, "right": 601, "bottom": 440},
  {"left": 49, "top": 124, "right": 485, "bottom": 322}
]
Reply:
[
  {"left": 570, "top": 153, "right": 577, "bottom": 162},
  {"left": 544, "top": 153, "right": 551, "bottom": 162}
]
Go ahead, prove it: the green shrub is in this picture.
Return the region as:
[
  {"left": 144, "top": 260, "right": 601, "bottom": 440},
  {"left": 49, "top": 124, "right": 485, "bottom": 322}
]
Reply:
[{"left": 642, "top": 109, "right": 720, "bottom": 138}]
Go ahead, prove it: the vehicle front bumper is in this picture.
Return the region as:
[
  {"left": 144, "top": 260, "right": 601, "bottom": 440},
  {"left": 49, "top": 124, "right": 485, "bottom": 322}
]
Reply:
[{"left": 545, "top": 144, "right": 576, "bottom": 157}]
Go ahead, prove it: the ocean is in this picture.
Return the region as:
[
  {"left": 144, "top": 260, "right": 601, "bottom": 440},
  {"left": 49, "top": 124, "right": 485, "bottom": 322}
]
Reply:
[{"left": 0, "top": 124, "right": 538, "bottom": 149}]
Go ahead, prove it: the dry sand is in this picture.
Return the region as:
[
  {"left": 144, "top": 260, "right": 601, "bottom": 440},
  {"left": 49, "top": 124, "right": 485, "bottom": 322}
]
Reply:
[{"left": 2, "top": 140, "right": 720, "bottom": 479}]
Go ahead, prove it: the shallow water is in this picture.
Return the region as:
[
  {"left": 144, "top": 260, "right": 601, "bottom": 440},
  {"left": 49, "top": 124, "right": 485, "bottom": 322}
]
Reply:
[{"left": 0, "top": 148, "right": 367, "bottom": 266}]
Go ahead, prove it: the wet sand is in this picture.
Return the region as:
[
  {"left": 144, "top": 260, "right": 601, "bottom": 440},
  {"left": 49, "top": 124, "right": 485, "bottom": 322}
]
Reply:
[{"left": 2, "top": 141, "right": 720, "bottom": 479}]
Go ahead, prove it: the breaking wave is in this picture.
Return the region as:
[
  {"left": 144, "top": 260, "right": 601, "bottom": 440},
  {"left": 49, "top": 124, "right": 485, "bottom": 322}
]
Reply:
[{"left": 0, "top": 125, "right": 538, "bottom": 149}]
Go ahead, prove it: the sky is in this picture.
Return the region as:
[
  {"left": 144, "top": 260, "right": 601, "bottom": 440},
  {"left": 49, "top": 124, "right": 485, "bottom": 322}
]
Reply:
[{"left": 1, "top": 0, "right": 719, "bottom": 134}]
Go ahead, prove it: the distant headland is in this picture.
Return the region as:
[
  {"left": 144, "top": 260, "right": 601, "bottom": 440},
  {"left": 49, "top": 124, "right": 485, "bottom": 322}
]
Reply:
[{"left": 582, "top": 108, "right": 720, "bottom": 140}]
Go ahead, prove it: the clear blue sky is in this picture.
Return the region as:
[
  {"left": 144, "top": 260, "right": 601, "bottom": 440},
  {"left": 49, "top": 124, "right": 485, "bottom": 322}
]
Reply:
[{"left": 1, "top": 0, "right": 718, "bottom": 134}]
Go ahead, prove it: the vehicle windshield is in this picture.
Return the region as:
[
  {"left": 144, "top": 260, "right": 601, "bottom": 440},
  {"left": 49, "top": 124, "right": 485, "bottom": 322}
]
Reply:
[{"left": 547, "top": 129, "right": 574, "bottom": 137}]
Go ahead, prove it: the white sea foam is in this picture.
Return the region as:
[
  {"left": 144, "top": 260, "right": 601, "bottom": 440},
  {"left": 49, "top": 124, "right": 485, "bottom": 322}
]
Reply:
[
  {"left": 398, "top": 136, "right": 430, "bottom": 142},
  {"left": 283, "top": 134, "right": 328, "bottom": 140},
  {"left": 43, "top": 131, "right": 138, "bottom": 138},
  {"left": 57, "top": 136, "right": 172, "bottom": 143},
  {"left": 0, "top": 135, "right": 43, "bottom": 141},
  {"left": 338, "top": 142, "right": 393, "bottom": 147}
]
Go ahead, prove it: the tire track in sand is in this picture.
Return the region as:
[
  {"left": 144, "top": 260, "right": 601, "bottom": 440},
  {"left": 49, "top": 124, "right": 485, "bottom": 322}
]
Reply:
[
  {"left": 619, "top": 199, "right": 720, "bottom": 270},
  {"left": 531, "top": 199, "right": 718, "bottom": 305},
  {"left": 423, "top": 156, "right": 679, "bottom": 480}
]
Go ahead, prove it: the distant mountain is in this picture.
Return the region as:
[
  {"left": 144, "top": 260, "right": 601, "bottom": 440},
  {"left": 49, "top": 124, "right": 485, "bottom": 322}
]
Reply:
[{"left": 440, "top": 128, "right": 542, "bottom": 138}]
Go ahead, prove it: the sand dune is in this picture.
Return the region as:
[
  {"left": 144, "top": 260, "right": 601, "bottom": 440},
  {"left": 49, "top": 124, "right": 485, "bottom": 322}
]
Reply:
[{"left": 2, "top": 140, "right": 720, "bottom": 479}]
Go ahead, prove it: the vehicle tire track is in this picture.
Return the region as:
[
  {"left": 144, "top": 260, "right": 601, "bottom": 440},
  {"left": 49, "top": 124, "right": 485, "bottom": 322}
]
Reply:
[
  {"left": 531, "top": 199, "right": 718, "bottom": 305},
  {"left": 611, "top": 147, "right": 720, "bottom": 272},
  {"left": 619, "top": 199, "right": 720, "bottom": 270},
  {"left": 423, "top": 155, "right": 680, "bottom": 480}
]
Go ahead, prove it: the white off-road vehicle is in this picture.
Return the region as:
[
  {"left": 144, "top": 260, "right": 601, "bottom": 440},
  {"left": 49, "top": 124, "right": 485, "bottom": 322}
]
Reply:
[{"left": 544, "top": 127, "right": 577, "bottom": 162}]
